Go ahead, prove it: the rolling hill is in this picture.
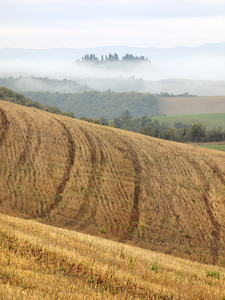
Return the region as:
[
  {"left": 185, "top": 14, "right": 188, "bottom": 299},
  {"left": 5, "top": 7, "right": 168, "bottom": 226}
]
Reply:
[{"left": 1, "top": 99, "right": 225, "bottom": 269}]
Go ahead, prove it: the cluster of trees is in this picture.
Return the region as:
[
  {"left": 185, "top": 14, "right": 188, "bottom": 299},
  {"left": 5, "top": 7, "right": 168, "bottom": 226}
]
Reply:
[
  {"left": 122, "top": 54, "right": 149, "bottom": 61},
  {"left": 0, "top": 87, "right": 75, "bottom": 118},
  {"left": 141, "top": 122, "right": 224, "bottom": 143},
  {"left": 158, "top": 92, "right": 197, "bottom": 97},
  {"left": 81, "top": 53, "right": 150, "bottom": 62},
  {"left": 80, "top": 110, "right": 224, "bottom": 143},
  {"left": 81, "top": 53, "right": 119, "bottom": 62},
  {"left": 112, "top": 111, "right": 224, "bottom": 143},
  {"left": 82, "top": 54, "right": 99, "bottom": 61}
]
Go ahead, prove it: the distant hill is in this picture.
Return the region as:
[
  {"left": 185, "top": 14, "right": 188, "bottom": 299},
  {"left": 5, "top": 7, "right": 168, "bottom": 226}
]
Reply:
[
  {"left": 23, "top": 90, "right": 225, "bottom": 119},
  {"left": 1, "top": 100, "right": 225, "bottom": 266},
  {"left": 0, "top": 76, "right": 90, "bottom": 93},
  {"left": 1, "top": 76, "right": 225, "bottom": 98},
  {"left": 23, "top": 90, "right": 162, "bottom": 119}
]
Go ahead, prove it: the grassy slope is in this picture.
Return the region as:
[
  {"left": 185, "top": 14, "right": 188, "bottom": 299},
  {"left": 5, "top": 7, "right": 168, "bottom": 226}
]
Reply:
[
  {"left": 1, "top": 213, "right": 225, "bottom": 300},
  {"left": 152, "top": 113, "right": 225, "bottom": 129},
  {"left": 200, "top": 144, "right": 225, "bottom": 152},
  {"left": 1, "top": 100, "right": 225, "bottom": 268}
]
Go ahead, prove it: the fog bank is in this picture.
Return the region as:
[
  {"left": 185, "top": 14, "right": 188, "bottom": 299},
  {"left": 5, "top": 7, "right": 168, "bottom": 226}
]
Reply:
[{"left": 0, "top": 43, "right": 225, "bottom": 95}]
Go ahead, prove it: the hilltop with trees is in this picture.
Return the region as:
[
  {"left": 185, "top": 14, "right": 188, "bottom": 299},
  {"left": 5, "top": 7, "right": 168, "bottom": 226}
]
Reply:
[{"left": 79, "top": 53, "right": 150, "bottom": 63}]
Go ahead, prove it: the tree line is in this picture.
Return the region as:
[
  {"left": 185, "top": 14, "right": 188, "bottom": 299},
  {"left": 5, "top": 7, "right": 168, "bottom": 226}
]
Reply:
[
  {"left": 81, "top": 53, "right": 150, "bottom": 62},
  {"left": 0, "top": 87, "right": 75, "bottom": 118},
  {"left": 158, "top": 92, "right": 197, "bottom": 97},
  {"left": 80, "top": 110, "right": 225, "bottom": 143}
]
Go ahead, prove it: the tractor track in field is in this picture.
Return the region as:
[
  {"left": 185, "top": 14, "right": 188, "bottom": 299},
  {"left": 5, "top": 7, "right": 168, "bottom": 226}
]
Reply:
[
  {"left": 0, "top": 108, "right": 10, "bottom": 145},
  {"left": 75, "top": 125, "right": 106, "bottom": 229},
  {"left": 17, "top": 111, "right": 32, "bottom": 165},
  {"left": 185, "top": 152, "right": 222, "bottom": 264},
  {"left": 17, "top": 111, "right": 41, "bottom": 167},
  {"left": 205, "top": 160, "right": 225, "bottom": 264},
  {"left": 202, "top": 182, "right": 221, "bottom": 265},
  {"left": 13, "top": 111, "right": 41, "bottom": 212},
  {"left": 199, "top": 160, "right": 221, "bottom": 264},
  {"left": 46, "top": 118, "right": 76, "bottom": 218},
  {"left": 109, "top": 132, "right": 142, "bottom": 242},
  {"left": 126, "top": 147, "right": 142, "bottom": 241}
]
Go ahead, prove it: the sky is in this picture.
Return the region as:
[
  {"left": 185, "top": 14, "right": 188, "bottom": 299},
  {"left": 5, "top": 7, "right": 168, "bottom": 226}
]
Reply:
[{"left": 0, "top": 0, "right": 225, "bottom": 49}]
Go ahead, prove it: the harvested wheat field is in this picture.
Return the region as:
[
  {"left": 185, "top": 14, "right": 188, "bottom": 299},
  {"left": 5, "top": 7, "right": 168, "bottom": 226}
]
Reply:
[
  {"left": 1, "top": 100, "right": 225, "bottom": 268},
  {"left": 1, "top": 213, "right": 225, "bottom": 300}
]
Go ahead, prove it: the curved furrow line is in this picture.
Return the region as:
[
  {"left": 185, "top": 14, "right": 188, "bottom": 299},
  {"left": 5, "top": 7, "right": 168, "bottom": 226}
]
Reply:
[
  {"left": 74, "top": 125, "right": 105, "bottom": 228},
  {"left": 94, "top": 135, "right": 131, "bottom": 236},
  {"left": 0, "top": 108, "right": 10, "bottom": 205},
  {"left": 202, "top": 156, "right": 225, "bottom": 264},
  {"left": 126, "top": 149, "right": 142, "bottom": 240},
  {"left": 92, "top": 140, "right": 123, "bottom": 234},
  {"left": 46, "top": 118, "right": 75, "bottom": 218},
  {"left": 99, "top": 138, "right": 130, "bottom": 203},
  {"left": 145, "top": 138, "right": 166, "bottom": 156},
  {"left": 202, "top": 183, "right": 221, "bottom": 264},
  {"left": 15, "top": 112, "right": 42, "bottom": 198},
  {"left": 110, "top": 132, "right": 142, "bottom": 242},
  {"left": 16, "top": 111, "right": 41, "bottom": 167},
  {"left": 17, "top": 111, "right": 32, "bottom": 164},
  {"left": 185, "top": 152, "right": 222, "bottom": 264},
  {"left": 207, "top": 159, "right": 225, "bottom": 185},
  {"left": 0, "top": 108, "right": 10, "bottom": 145}
]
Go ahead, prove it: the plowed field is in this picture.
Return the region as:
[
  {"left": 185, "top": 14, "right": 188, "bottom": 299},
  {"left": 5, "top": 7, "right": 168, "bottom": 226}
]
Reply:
[{"left": 1, "top": 100, "right": 225, "bottom": 265}]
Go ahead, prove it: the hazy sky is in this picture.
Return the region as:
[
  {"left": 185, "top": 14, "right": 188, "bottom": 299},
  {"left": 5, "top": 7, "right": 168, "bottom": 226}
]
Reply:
[{"left": 0, "top": 0, "right": 225, "bottom": 49}]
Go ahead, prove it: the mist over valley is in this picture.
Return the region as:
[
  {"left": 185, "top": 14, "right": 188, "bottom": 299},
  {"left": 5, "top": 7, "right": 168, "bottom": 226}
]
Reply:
[{"left": 1, "top": 43, "right": 225, "bottom": 96}]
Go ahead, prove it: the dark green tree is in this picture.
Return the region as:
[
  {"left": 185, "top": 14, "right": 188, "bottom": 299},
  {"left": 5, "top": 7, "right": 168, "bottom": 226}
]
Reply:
[
  {"left": 120, "top": 110, "right": 132, "bottom": 120},
  {"left": 189, "top": 124, "right": 207, "bottom": 142}
]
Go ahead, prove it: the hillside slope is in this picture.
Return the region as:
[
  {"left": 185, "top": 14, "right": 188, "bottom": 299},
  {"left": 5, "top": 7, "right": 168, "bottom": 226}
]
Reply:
[
  {"left": 1, "top": 213, "right": 225, "bottom": 299},
  {"left": 1, "top": 100, "right": 225, "bottom": 265}
]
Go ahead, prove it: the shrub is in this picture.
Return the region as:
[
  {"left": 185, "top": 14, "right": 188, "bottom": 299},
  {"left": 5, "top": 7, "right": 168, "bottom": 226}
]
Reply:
[
  {"left": 206, "top": 270, "right": 220, "bottom": 279},
  {"left": 100, "top": 226, "right": 107, "bottom": 234},
  {"left": 152, "top": 262, "right": 160, "bottom": 273}
]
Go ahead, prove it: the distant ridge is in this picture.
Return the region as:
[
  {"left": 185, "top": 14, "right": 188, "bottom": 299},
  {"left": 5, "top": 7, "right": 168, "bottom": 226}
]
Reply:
[{"left": 0, "top": 42, "right": 225, "bottom": 62}]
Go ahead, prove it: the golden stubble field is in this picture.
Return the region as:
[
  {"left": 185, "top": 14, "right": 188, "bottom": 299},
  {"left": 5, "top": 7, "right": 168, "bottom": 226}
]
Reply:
[
  {"left": 0, "top": 213, "right": 225, "bottom": 299},
  {"left": 1, "top": 100, "right": 225, "bottom": 268}
]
